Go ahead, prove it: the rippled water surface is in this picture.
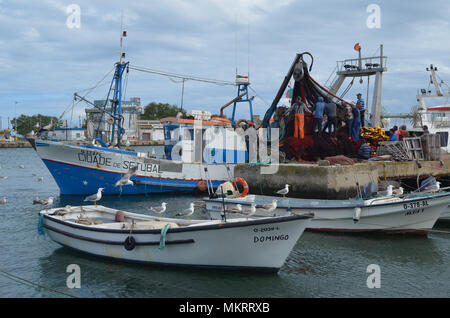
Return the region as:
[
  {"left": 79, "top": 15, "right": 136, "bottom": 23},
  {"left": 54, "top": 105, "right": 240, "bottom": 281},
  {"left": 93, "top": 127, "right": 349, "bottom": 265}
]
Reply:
[{"left": 0, "top": 147, "right": 449, "bottom": 298}]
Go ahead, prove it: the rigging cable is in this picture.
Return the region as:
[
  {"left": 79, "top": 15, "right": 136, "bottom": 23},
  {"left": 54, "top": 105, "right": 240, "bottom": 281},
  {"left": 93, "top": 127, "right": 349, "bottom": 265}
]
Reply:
[{"left": 128, "top": 65, "right": 235, "bottom": 86}]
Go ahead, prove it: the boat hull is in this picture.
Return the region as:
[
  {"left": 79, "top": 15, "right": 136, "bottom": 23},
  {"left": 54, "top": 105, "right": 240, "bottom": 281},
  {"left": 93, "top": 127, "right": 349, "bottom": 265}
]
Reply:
[
  {"left": 439, "top": 204, "right": 450, "bottom": 221},
  {"left": 40, "top": 206, "right": 312, "bottom": 272},
  {"left": 204, "top": 193, "right": 450, "bottom": 235},
  {"left": 31, "top": 139, "right": 231, "bottom": 195}
]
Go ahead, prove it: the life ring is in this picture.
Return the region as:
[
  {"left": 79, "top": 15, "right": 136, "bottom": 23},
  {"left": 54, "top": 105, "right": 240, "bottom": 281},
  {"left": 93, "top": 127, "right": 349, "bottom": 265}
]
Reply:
[
  {"left": 124, "top": 236, "right": 136, "bottom": 251},
  {"left": 235, "top": 177, "right": 249, "bottom": 197},
  {"left": 211, "top": 117, "right": 231, "bottom": 123}
]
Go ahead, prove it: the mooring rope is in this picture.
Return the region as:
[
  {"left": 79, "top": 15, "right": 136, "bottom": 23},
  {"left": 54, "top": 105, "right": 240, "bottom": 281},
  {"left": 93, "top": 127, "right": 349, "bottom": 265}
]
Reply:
[{"left": 0, "top": 269, "right": 77, "bottom": 298}]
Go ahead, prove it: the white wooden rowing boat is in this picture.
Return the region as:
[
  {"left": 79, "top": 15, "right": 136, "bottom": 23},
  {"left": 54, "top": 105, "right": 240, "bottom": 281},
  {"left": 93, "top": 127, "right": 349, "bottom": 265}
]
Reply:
[
  {"left": 203, "top": 192, "right": 450, "bottom": 235},
  {"left": 39, "top": 205, "right": 313, "bottom": 272}
]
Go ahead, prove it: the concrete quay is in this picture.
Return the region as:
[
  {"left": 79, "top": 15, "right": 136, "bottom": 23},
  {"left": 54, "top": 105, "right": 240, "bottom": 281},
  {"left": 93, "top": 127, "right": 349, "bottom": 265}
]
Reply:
[{"left": 234, "top": 157, "right": 450, "bottom": 199}]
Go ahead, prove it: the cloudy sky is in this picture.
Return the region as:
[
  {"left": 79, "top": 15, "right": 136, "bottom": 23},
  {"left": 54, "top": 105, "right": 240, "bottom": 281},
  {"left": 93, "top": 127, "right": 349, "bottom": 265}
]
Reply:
[{"left": 1, "top": 0, "right": 449, "bottom": 129}]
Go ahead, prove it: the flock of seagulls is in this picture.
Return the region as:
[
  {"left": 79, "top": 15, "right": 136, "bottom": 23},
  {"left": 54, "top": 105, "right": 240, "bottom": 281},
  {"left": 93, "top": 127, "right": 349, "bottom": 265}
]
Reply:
[{"left": 0, "top": 164, "right": 52, "bottom": 206}]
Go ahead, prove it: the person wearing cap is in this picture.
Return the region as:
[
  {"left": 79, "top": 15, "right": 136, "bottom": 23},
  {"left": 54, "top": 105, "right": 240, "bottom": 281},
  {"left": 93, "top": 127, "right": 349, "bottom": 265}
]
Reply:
[{"left": 356, "top": 93, "right": 365, "bottom": 126}]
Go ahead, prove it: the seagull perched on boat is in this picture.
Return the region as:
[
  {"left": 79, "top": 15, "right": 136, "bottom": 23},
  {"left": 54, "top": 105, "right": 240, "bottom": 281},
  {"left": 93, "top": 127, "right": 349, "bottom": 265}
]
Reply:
[
  {"left": 176, "top": 202, "right": 195, "bottom": 218},
  {"left": 276, "top": 184, "right": 290, "bottom": 198},
  {"left": 376, "top": 185, "right": 393, "bottom": 197},
  {"left": 49, "top": 205, "right": 73, "bottom": 216},
  {"left": 0, "top": 197, "right": 6, "bottom": 204},
  {"left": 225, "top": 204, "right": 243, "bottom": 214},
  {"left": 259, "top": 199, "right": 278, "bottom": 213},
  {"left": 241, "top": 203, "right": 257, "bottom": 218},
  {"left": 422, "top": 182, "right": 441, "bottom": 193},
  {"left": 393, "top": 187, "right": 404, "bottom": 195},
  {"left": 150, "top": 202, "right": 168, "bottom": 215},
  {"left": 33, "top": 197, "right": 54, "bottom": 206},
  {"left": 83, "top": 188, "right": 104, "bottom": 207},
  {"left": 114, "top": 166, "right": 138, "bottom": 192}
]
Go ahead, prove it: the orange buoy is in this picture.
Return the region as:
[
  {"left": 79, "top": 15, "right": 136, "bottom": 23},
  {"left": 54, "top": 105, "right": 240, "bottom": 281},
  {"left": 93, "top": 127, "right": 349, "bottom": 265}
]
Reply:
[
  {"left": 196, "top": 180, "right": 208, "bottom": 192},
  {"left": 235, "top": 177, "right": 249, "bottom": 197}
]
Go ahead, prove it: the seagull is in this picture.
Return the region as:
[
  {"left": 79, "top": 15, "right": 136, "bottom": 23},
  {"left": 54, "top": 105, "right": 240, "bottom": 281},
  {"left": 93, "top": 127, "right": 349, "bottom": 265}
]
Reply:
[
  {"left": 33, "top": 196, "right": 54, "bottom": 206},
  {"left": 276, "top": 184, "right": 290, "bottom": 198},
  {"left": 241, "top": 203, "right": 257, "bottom": 218},
  {"left": 0, "top": 197, "right": 6, "bottom": 204},
  {"left": 259, "top": 199, "right": 278, "bottom": 213},
  {"left": 225, "top": 204, "right": 243, "bottom": 214},
  {"left": 83, "top": 188, "right": 104, "bottom": 206},
  {"left": 37, "top": 176, "right": 44, "bottom": 182},
  {"left": 19, "top": 165, "right": 25, "bottom": 169},
  {"left": 393, "top": 187, "right": 404, "bottom": 195},
  {"left": 43, "top": 121, "right": 53, "bottom": 130},
  {"left": 114, "top": 166, "right": 138, "bottom": 191},
  {"left": 377, "top": 185, "right": 393, "bottom": 197},
  {"left": 32, "top": 173, "right": 38, "bottom": 176},
  {"left": 0, "top": 176, "right": 7, "bottom": 180},
  {"left": 176, "top": 202, "right": 195, "bottom": 218},
  {"left": 422, "top": 182, "right": 441, "bottom": 193},
  {"left": 150, "top": 202, "right": 168, "bottom": 215},
  {"left": 49, "top": 205, "right": 73, "bottom": 216}
]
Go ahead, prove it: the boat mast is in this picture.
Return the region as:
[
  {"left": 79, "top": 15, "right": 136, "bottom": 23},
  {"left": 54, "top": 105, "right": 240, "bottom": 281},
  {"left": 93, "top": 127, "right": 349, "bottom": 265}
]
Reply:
[{"left": 110, "top": 23, "right": 128, "bottom": 148}]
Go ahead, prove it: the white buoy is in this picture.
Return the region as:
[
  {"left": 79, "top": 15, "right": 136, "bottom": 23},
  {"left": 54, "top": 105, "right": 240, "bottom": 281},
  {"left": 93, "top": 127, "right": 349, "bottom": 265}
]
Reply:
[{"left": 353, "top": 207, "right": 361, "bottom": 223}]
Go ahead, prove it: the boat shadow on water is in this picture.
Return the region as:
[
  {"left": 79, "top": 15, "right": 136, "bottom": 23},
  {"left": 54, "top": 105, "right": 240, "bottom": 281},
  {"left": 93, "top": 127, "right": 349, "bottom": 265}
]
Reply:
[{"left": 38, "top": 247, "right": 290, "bottom": 298}]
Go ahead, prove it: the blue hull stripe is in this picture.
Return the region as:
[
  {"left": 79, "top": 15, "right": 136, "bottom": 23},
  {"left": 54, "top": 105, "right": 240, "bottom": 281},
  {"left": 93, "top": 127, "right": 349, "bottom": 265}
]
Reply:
[{"left": 42, "top": 159, "right": 224, "bottom": 195}]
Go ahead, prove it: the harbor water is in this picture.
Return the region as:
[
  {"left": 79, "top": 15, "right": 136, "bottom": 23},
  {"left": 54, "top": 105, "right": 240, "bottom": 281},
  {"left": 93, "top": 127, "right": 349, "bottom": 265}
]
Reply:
[{"left": 0, "top": 147, "right": 449, "bottom": 298}]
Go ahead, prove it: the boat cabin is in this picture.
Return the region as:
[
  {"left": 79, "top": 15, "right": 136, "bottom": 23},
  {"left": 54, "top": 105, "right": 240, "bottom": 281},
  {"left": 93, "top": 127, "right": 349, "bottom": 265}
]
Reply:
[{"left": 160, "top": 111, "right": 249, "bottom": 164}]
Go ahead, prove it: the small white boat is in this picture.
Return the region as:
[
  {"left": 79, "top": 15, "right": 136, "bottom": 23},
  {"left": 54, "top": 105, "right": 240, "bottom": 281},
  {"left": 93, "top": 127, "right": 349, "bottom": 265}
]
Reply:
[
  {"left": 39, "top": 205, "right": 313, "bottom": 272},
  {"left": 204, "top": 191, "right": 450, "bottom": 235}
]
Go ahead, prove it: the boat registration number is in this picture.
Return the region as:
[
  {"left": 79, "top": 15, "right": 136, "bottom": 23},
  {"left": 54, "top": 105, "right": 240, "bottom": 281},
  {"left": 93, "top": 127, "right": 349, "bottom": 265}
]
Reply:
[
  {"left": 403, "top": 200, "right": 428, "bottom": 216},
  {"left": 403, "top": 200, "right": 429, "bottom": 210}
]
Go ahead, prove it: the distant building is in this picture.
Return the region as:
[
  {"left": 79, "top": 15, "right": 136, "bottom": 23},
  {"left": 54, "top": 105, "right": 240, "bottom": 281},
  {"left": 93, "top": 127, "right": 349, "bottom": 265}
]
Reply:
[
  {"left": 47, "top": 128, "right": 86, "bottom": 141},
  {"left": 85, "top": 97, "right": 143, "bottom": 142},
  {"left": 137, "top": 120, "right": 164, "bottom": 142}
]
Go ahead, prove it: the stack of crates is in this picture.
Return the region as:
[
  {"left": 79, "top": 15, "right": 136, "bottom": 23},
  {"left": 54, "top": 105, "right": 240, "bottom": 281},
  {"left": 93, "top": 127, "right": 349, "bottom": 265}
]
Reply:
[
  {"left": 403, "top": 137, "right": 424, "bottom": 160},
  {"left": 420, "top": 134, "right": 441, "bottom": 161}
]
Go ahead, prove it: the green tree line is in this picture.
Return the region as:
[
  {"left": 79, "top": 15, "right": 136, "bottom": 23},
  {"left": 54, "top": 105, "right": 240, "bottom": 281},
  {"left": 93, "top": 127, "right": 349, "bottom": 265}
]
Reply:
[{"left": 12, "top": 114, "right": 60, "bottom": 136}]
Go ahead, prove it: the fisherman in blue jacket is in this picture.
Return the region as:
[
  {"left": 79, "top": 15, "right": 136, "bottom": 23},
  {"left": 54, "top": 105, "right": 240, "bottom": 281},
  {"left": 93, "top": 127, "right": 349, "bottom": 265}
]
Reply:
[
  {"left": 356, "top": 93, "right": 365, "bottom": 126},
  {"left": 313, "top": 96, "right": 325, "bottom": 136}
]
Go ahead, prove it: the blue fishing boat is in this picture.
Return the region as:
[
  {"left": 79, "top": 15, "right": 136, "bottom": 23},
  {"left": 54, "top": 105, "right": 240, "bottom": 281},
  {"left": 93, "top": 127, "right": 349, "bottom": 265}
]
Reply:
[{"left": 28, "top": 32, "right": 256, "bottom": 195}]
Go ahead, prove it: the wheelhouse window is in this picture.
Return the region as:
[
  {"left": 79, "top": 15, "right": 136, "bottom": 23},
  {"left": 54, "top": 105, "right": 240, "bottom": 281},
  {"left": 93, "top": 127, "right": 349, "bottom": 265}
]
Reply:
[{"left": 436, "top": 131, "right": 449, "bottom": 147}]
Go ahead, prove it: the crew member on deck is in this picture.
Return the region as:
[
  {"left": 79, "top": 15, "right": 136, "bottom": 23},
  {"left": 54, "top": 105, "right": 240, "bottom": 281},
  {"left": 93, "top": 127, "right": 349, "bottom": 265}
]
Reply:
[
  {"left": 323, "top": 100, "right": 337, "bottom": 137},
  {"left": 356, "top": 93, "right": 365, "bottom": 126},
  {"left": 313, "top": 96, "right": 325, "bottom": 136}
]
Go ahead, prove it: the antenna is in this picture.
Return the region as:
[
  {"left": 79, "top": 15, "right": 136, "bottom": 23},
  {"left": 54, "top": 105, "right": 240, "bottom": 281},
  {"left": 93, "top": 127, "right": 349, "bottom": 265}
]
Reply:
[
  {"left": 234, "top": 12, "right": 238, "bottom": 77},
  {"left": 247, "top": 23, "right": 250, "bottom": 78},
  {"left": 119, "top": 11, "right": 126, "bottom": 63}
]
